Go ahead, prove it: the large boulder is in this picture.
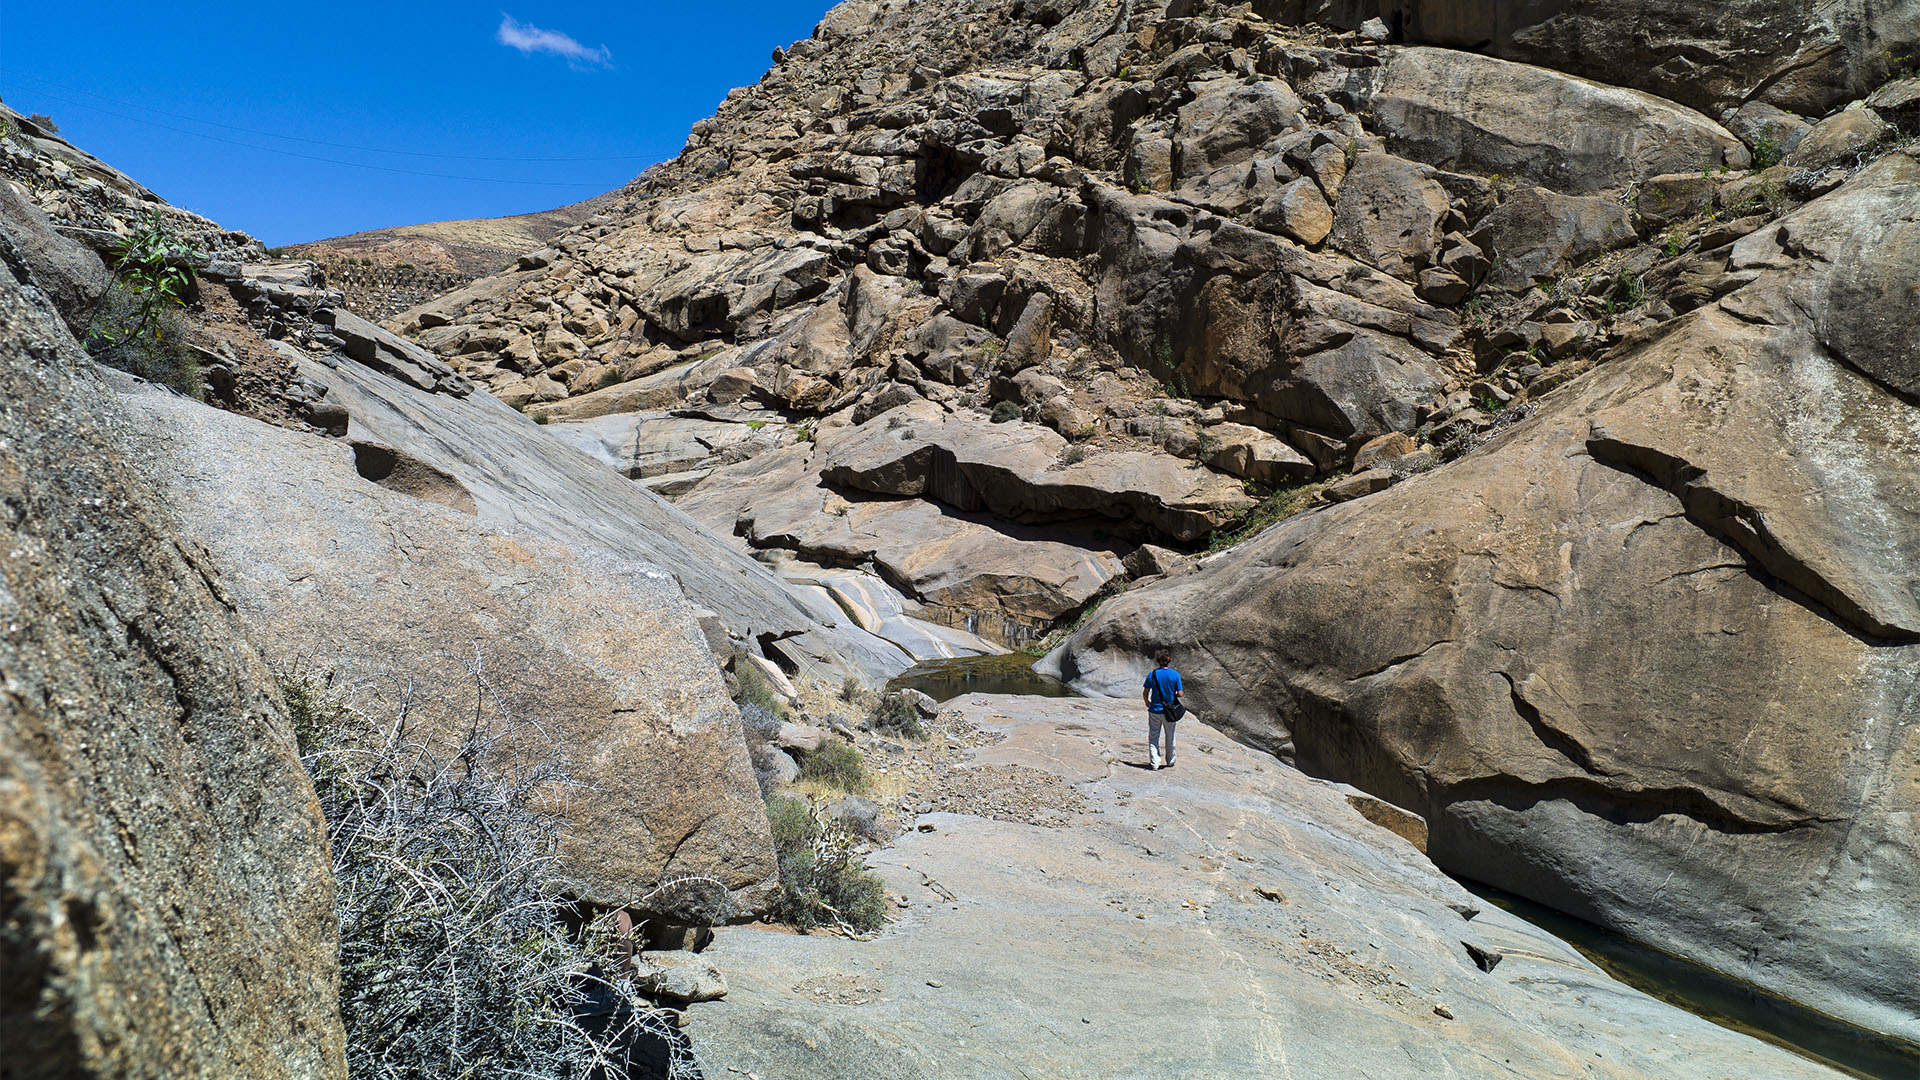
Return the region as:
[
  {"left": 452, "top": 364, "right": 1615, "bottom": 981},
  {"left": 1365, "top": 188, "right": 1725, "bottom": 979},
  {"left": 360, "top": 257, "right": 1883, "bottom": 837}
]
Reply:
[
  {"left": 0, "top": 179, "right": 108, "bottom": 336},
  {"left": 1367, "top": 47, "right": 1749, "bottom": 194},
  {"left": 1472, "top": 185, "right": 1638, "bottom": 289},
  {"left": 1052, "top": 156, "right": 1920, "bottom": 1039},
  {"left": 816, "top": 401, "right": 1255, "bottom": 543},
  {"left": 677, "top": 439, "right": 1123, "bottom": 647},
  {"left": 115, "top": 369, "right": 784, "bottom": 916},
  {"left": 1326, "top": 153, "right": 1450, "bottom": 277},
  {"left": 0, "top": 273, "right": 343, "bottom": 1075},
  {"left": 1370, "top": 0, "right": 1920, "bottom": 116}
]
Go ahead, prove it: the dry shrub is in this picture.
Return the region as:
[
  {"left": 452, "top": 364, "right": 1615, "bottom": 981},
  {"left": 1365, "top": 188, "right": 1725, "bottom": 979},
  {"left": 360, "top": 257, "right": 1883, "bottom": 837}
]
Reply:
[{"left": 283, "top": 654, "right": 695, "bottom": 1080}]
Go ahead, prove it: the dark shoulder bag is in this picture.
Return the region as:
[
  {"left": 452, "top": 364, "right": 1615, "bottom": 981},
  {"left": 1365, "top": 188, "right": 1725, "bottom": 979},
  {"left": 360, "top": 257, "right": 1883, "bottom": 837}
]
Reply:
[{"left": 1155, "top": 671, "right": 1186, "bottom": 721}]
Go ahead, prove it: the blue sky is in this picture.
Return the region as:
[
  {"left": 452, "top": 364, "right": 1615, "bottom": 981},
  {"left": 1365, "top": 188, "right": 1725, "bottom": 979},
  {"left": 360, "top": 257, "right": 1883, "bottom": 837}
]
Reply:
[{"left": 0, "top": 3, "right": 830, "bottom": 245}]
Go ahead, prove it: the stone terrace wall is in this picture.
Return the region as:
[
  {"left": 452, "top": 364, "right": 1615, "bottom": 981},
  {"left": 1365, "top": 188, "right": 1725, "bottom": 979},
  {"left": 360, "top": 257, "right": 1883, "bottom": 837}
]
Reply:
[{"left": 318, "top": 261, "right": 479, "bottom": 322}]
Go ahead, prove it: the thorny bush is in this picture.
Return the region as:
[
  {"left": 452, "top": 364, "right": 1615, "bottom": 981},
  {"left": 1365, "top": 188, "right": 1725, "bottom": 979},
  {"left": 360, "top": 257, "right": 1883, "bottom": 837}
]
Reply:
[
  {"left": 764, "top": 795, "right": 889, "bottom": 934},
  {"left": 283, "top": 655, "right": 696, "bottom": 1080}
]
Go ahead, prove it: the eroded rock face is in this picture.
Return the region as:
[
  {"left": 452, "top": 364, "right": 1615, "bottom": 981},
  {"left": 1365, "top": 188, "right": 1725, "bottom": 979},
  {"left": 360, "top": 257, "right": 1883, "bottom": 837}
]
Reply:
[
  {"left": 0, "top": 260, "right": 343, "bottom": 1075},
  {"left": 114, "top": 366, "right": 784, "bottom": 916},
  {"left": 1053, "top": 157, "right": 1920, "bottom": 1039}
]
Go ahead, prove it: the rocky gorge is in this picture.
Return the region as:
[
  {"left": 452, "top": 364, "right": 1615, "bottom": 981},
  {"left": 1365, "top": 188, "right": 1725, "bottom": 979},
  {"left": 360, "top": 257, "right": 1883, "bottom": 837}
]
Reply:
[{"left": 3, "top": 0, "right": 1918, "bottom": 1076}]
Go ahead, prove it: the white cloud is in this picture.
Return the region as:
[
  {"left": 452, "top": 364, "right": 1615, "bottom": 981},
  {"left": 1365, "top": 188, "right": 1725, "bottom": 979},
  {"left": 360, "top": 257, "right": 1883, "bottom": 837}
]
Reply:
[{"left": 497, "top": 14, "right": 612, "bottom": 68}]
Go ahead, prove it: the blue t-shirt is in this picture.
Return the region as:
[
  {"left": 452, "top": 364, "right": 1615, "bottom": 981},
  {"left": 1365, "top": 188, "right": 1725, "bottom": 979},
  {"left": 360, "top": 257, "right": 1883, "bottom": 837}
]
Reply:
[{"left": 1144, "top": 667, "right": 1182, "bottom": 712}]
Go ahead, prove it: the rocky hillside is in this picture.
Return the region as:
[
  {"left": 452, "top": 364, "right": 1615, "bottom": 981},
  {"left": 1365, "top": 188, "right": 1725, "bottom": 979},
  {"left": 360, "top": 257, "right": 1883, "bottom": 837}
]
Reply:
[
  {"left": 384, "top": 0, "right": 1920, "bottom": 1049},
  {"left": 287, "top": 190, "right": 623, "bottom": 275}
]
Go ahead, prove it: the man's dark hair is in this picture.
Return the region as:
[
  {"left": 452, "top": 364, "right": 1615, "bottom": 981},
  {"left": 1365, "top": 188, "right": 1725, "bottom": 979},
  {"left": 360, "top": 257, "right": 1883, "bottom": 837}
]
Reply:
[{"left": 1154, "top": 650, "right": 1172, "bottom": 665}]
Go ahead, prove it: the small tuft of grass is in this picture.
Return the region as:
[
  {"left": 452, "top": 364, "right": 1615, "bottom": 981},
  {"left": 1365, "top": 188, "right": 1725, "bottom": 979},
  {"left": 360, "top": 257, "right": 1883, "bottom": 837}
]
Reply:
[
  {"left": 798, "top": 738, "right": 868, "bottom": 793},
  {"left": 990, "top": 400, "right": 1022, "bottom": 423},
  {"left": 1206, "top": 480, "right": 1330, "bottom": 552}
]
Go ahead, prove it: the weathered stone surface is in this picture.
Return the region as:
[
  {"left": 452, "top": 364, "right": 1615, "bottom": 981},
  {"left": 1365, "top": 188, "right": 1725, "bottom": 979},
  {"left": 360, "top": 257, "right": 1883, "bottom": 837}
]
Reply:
[
  {"left": 1257, "top": 176, "right": 1334, "bottom": 246},
  {"left": 1370, "top": 47, "right": 1749, "bottom": 194},
  {"left": 1370, "top": 0, "right": 1920, "bottom": 116},
  {"left": 817, "top": 402, "right": 1254, "bottom": 542},
  {"left": 544, "top": 410, "right": 796, "bottom": 479},
  {"left": 1328, "top": 153, "right": 1449, "bottom": 277},
  {"left": 116, "top": 373, "right": 783, "bottom": 916},
  {"left": 1251, "top": 327, "right": 1451, "bottom": 442},
  {"left": 1056, "top": 158, "right": 1920, "bottom": 1038},
  {"left": 635, "top": 952, "right": 728, "bottom": 1003},
  {"left": 1203, "top": 420, "right": 1316, "bottom": 484},
  {"left": 678, "top": 433, "right": 1124, "bottom": 646},
  {"left": 1321, "top": 466, "right": 1397, "bottom": 501},
  {"left": 0, "top": 179, "right": 107, "bottom": 336},
  {"left": 688, "top": 696, "right": 1837, "bottom": 1080},
  {"left": 0, "top": 275, "right": 343, "bottom": 1077},
  {"left": 1175, "top": 79, "right": 1304, "bottom": 176},
  {"left": 1785, "top": 107, "right": 1892, "bottom": 169},
  {"left": 1473, "top": 185, "right": 1637, "bottom": 288}
]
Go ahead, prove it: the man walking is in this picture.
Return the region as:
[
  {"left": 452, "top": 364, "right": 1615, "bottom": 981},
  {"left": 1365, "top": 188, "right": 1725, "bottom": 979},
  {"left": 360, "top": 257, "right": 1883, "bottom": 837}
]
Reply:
[{"left": 1142, "top": 650, "right": 1184, "bottom": 769}]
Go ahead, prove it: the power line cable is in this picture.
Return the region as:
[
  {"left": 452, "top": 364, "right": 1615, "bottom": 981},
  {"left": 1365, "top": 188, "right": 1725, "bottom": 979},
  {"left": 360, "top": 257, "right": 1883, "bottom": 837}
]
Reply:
[
  {"left": 4, "top": 72, "right": 651, "bottom": 163},
  {"left": 7, "top": 90, "right": 612, "bottom": 188}
]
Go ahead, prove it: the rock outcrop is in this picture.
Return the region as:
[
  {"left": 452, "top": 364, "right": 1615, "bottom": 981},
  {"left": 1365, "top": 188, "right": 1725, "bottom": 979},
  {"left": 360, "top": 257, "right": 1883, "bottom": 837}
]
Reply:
[
  {"left": 0, "top": 217, "right": 343, "bottom": 1077},
  {"left": 1053, "top": 154, "right": 1920, "bottom": 1040},
  {"left": 115, "top": 372, "right": 785, "bottom": 915},
  {"left": 1359, "top": 1, "right": 1920, "bottom": 117}
]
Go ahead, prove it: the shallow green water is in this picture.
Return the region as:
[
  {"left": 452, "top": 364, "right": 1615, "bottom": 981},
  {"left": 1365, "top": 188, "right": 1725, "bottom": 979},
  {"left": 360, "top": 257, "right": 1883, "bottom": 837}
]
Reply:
[
  {"left": 885, "top": 653, "right": 1078, "bottom": 702},
  {"left": 1458, "top": 878, "right": 1919, "bottom": 1079}
]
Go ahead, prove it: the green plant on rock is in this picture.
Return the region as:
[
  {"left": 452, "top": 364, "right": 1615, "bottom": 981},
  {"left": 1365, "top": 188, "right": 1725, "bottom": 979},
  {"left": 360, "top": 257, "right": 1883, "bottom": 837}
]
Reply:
[
  {"left": 86, "top": 213, "right": 205, "bottom": 399},
  {"left": 594, "top": 368, "right": 625, "bottom": 390},
  {"left": 990, "top": 399, "right": 1023, "bottom": 423},
  {"left": 1152, "top": 332, "right": 1175, "bottom": 371},
  {"left": 1206, "top": 480, "right": 1330, "bottom": 553},
  {"left": 733, "top": 661, "right": 789, "bottom": 716},
  {"left": 800, "top": 738, "right": 869, "bottom": 793},
  {"left": 765, "top": 795, "right": 888, "bottom": 934},
  {"left": 1062, "top": 444, "right": 1089, "bottom": 465},
  {"left": 101, "top": 213, "right": 198, "bottom": 344},
  {"left": 1752, "top": 132, "right": 1783, "bottom": 170},
  {"left": 1663, "top": 230, "right": 1687, "bottom": 258}
]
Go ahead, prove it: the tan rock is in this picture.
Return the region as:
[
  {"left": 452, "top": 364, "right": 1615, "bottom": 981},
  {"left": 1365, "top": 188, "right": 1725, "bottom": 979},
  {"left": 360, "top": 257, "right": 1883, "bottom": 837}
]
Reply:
[
  {"left": 1059, "top": 158, "right": 1920, "bottom": 1038},
  {"left": 1370, "top": 47, "right": 1748, "bottom": 195}
]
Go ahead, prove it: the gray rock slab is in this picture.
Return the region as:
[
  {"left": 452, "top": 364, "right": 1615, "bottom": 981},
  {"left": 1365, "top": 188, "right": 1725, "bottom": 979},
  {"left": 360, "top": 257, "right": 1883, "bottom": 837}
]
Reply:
[{"left": 686, "top": 697, "right": 1838, "bottom": 1080}]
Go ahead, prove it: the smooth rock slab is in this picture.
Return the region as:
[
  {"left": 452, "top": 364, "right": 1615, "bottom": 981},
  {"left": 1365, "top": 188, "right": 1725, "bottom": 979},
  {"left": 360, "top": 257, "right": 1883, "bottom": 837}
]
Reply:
[
  {"left": 1370, "top": 47, "right": 1748, "bottom": 194},
  {"left": 685, "top": 697, "right": 1836, "bottom": 1080}
]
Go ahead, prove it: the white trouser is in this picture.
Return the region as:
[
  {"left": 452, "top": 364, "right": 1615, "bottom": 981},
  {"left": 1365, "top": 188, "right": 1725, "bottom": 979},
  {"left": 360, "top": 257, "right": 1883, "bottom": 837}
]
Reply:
[{"left": 1147, "top": 711, "right": 1176, "bottom": 767}]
